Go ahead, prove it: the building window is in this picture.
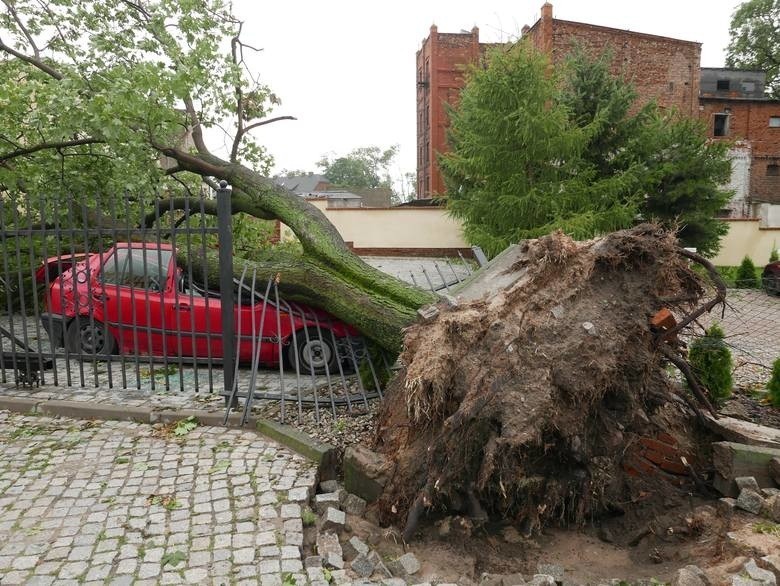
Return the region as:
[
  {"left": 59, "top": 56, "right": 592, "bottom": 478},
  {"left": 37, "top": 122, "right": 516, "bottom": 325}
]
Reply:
[
  {"left": 767, "top": 164, "right": 780, "bottom": 176},
  {"left": 713, "top": 113, "right": 729, "bottom": 137},
  {"left": 770, "top": 116, "right": 780, "bottom": 127},
  {"left": 716, "top": 79, "right": 730, "bottom": 91}
]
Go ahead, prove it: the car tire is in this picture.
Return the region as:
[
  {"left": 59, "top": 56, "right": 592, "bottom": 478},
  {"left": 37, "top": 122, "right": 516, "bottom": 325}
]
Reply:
[
  {"left": 287, "top": 328, "right": 338, "bottom": 375},
  {"left": 65, "top": 317, "right": 117, "bottom": 356}
]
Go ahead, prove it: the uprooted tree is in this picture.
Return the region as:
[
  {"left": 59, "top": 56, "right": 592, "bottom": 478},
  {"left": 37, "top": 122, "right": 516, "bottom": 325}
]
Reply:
[
  {"left": 0, "top": 0, "right": 727, "bottom": 537},
  {"left": 0, "top": 0, "right": 435, "bottom": 353}
]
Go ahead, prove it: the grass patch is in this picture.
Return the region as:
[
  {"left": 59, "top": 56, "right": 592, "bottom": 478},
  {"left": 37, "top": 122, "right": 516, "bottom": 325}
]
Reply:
[
  {"left": 753, "top": 521, "right": 780, "bottom": 536},
  {"left": 301, "top": 507, "right": 317, "bottom": 527}
]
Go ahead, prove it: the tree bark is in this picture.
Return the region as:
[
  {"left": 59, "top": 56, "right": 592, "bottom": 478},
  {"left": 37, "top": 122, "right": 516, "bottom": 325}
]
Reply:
[{"left": 164, "top": 150, "right": 438, "bottom": 353}]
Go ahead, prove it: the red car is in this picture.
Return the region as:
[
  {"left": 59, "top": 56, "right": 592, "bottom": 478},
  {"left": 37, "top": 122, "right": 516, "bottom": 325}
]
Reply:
[{"left": 37, "top": 242, "right": 359, "bottom": 374}]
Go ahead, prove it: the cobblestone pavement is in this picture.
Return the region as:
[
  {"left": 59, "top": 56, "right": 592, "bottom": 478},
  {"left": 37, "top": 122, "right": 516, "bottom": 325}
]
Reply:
[
  {"left": 697, "top": 288, "right": 780, "bottom": 386},
  {"left": 0, "top": 411, "right": 317, "bottom": 585}
]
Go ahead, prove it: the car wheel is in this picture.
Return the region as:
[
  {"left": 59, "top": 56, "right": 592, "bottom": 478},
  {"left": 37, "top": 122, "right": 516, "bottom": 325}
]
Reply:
[
  {"left": 287, "top": 328, "right": 338, "bottom": 375},
  {"left": 65, "top": 317, "right": 116, "bottom": 356}
]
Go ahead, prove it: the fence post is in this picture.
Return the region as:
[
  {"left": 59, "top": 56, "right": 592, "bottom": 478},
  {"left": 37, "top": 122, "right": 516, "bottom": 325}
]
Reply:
[{"left": 216, "top": 181, "right": 237, "bottom": 408}]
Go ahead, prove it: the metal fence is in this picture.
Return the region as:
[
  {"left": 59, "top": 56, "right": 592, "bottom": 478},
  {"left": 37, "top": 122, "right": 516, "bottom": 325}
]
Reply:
[
  {"left": 0, "top": 185, "right": 394, "bottom": 423},
  {"left": 690, "top": 286, "right": 779, "bottom": 388}
]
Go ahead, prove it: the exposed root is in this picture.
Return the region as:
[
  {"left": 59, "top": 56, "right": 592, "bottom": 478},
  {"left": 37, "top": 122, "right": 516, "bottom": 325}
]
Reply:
[{"left": 373, "top": 225, "right": 722, "bottom": 539}]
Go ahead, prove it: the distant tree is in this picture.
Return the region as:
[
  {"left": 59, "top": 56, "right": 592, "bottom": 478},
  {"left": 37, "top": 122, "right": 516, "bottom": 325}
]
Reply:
[
  {"left": 441, "top": 44, "right": 732, "bottom": 258},
  {"left": 318, "top": 146, "right": 398, "bottom": 189},
  {"left": 726, "top": 0, "right": 780, "bottom": 99}
]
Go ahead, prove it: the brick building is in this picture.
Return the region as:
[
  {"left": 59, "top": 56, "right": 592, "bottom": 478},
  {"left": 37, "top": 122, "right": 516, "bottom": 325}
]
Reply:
[
  {"left": 416, "top": 2, "right": 701, "bottom": 198},
  {"left": 700, "top": 68, "right": 780, "bottom": 215},
  {"left": 416, "top": 3, "right": 780, "bottom": 219}
]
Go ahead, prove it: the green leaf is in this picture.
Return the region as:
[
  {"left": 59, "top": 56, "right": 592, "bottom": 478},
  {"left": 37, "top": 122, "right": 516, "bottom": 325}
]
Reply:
[{"left": 161, "top": 550, "right": 187, "bottom": 568}]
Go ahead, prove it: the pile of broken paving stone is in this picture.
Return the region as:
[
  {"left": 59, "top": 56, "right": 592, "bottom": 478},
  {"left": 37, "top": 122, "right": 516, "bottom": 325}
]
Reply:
[{"left": 304, "top": 479, "right": 573, "bottom": 586}]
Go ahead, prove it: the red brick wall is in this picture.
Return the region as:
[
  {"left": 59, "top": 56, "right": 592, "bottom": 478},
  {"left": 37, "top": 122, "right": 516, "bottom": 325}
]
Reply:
[
  {"left": 544, "top": 21, "right": 701, "bottom": 118},
  {"left": 416, "top": 26, "right": 481, "bottom": 198},
  {"left": 701, "top": 99, "right": 780, "bottom": 204},
  {"left": 416, "top": 5, "right": 703, "bottom": 198}
]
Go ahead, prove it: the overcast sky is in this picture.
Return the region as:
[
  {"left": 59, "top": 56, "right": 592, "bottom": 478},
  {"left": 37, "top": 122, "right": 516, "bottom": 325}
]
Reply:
[{"left": 228, "top": 0, "right": 742, "bottom": 184}]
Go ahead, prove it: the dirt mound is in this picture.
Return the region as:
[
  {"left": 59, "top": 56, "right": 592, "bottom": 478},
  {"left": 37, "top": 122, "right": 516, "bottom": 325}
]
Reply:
[{"left": 373, "top": 225, "right": 721, "bottom": 539}]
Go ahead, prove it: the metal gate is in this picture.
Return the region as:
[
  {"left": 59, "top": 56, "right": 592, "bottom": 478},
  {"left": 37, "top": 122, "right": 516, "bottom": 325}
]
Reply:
[{"left": 0, "top": 185, "right": 389, "bottom": 423}]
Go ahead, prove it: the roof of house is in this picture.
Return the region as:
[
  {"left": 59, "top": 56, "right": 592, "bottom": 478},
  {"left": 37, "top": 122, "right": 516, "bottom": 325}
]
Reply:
[{"left": 274, "top": 174, "right": 329, "bottom": 194}]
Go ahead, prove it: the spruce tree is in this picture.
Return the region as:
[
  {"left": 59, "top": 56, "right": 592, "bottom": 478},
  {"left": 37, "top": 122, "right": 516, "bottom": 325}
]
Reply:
[
  {"left": 441, "top": 44, "right": 732, "bottom": 258},
  {"left": 768, "top": 357, "right": 780, "bottom": 408},
  {"left": 688, "top": 323, "right": 733, "bottom": 405},
  {"left": 735, "top": 256, "right": 758, "bottom": 288}
]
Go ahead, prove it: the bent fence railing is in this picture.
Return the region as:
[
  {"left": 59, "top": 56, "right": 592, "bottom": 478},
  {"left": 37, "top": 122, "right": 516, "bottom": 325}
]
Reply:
[
  {"left": 0, "top": 187, "right": 482, "bottom": 423},
  {"left": 0, "top": 186, "right": 397, "bottom": 423}
]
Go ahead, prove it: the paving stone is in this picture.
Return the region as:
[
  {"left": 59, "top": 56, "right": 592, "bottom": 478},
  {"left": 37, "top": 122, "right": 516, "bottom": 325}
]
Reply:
[
  {"left": 672, "top": 565, "right": 709, "bottom": 586},
  {"left": 737, "top": 489, "right": 765, "bottom": 514},
  {"left": 320, "top": 480, "right": 340, "bottom": 493},
  {"left": 281, "top": 503, "right": 301, "bottom": 519},
  {"left": 536, "top": 564, "right": 564, "bottom": 582},
  {"left": 343, "top": 536, "right": 370, "bottom": 559},
  {"left": 322, "top": 506, "right": 346, "bottom": 531},
  {"left": 744, "top": 559, "right": 777, "bottom": 585},
  {"left": 343, "top": 493, "right": 367, "bottom": 516},
  {"left": 314, "top": 492, "right": 341, "bottom": 514},
  {"left": 351, "top": 552, "right": 376, "bottom": 578},
  {"left": 316, "top": 532, "right": 344, "bottom": 569},
  {"left": 287, "top": 487, "right": 309, "bottom": 502}
]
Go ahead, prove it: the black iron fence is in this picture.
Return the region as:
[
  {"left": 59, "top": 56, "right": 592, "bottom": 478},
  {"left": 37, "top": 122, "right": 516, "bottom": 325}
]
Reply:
[{"left": 0, "top": 186, "right": 391, "bottom": 423}]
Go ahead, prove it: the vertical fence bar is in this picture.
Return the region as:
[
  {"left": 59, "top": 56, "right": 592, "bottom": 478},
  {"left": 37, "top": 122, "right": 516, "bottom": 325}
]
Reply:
[{"left": 216, "top": 181, "right": 236, "bottom": 408}]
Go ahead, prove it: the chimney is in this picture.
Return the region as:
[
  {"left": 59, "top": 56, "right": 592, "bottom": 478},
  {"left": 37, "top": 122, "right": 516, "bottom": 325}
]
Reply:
[
  {"left": 540, "top": 3, "right": 553, "bottom": 56},
  {"left": 521, "top": 24, "right": 530, "bottom": 36}
]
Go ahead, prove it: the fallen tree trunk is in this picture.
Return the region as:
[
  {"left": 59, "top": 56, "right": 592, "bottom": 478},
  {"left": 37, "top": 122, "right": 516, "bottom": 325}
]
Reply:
[{"left": 371, "top": 225, "right": 723, "bottom": 539}]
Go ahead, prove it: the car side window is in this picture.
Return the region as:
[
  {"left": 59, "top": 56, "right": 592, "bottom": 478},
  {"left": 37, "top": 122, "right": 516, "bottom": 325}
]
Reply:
[{"left": 101, "top": 248, "right": 173, "bottom": 291}]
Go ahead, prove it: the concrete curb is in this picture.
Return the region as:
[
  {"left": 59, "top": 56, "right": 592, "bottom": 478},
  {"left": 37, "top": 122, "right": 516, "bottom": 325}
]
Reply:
[
  {"left": 0, "top": 396, "right": 334, "bottom": 477},
  {"left": 0, "top": 396, "right": 39, "bottom": 414},
  {"left": 256, "top": 418, "right": 338, "bottom": 481}
]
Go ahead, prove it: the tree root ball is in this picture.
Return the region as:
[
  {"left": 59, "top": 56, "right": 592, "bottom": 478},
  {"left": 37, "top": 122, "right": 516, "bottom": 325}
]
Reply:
[{"left": 372, "top": 225, "right": 712, "bottom": 539}]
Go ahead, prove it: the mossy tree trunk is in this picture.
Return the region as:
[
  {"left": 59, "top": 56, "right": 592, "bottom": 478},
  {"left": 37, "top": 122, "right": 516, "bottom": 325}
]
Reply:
[{"left": 167, "top": 151, "right": 438, "bottom": 354}]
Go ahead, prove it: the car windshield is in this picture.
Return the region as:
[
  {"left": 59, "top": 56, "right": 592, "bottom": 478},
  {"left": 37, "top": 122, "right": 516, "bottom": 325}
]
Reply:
[{"left": 100, "top": 247, "right": 173, "bottom": 291}]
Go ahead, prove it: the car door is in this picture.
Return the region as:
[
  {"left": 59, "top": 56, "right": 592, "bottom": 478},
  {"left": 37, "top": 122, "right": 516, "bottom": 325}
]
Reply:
[{"left": 98, "top": 246, "right": 174, "bottom": 356}]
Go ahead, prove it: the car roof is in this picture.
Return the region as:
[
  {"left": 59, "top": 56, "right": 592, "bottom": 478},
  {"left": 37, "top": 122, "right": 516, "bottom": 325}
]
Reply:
[{"left": 114, "top": 242, "right": 174, "bottom": 251}]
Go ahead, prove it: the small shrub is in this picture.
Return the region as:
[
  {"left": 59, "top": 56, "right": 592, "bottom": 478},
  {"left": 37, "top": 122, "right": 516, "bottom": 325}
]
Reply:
[
  {"left": 689, "top": 323, "right": 733, "bottom": 405},
  {"left": 771, "top": 246, "right": 779, "bottom": 263},
  {"left": 735, "top": 256, "right": 759, "bottom": 288},
  {"left": 768, "top": 357, "right": 780, "bottom": 408}
]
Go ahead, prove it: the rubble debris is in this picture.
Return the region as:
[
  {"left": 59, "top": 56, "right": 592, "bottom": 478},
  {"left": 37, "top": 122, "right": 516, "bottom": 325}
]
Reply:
[
  {"left": 387, "top": 552, "right": 421, "bottom": 577},
  {"left": 315, "top": 531, "right": 344, "bottom": 569},
  {"left": 322, "top": 507, "right": 346, "bottom": 531},
  {"left": 342, "top": 535, "right": 369, "bottom": 560},
  {"left": 320, "top": 479, "right": 340, "bottom": 493},
  {"left": 743, "top": 559, "right": 777, "bottom": 585},
  {"left": 343, "top": 493, "right": 367, "bottom": 516},
  {"left": 314, "top": 492, "right": 340, "bottom": 514},
  {"left": 373, "top": 226, "right": 725, "bottom": 537},
  {"left": 760, "top": 555, "right": 780, "bottom": 579},
  {"left": 736, "top": 489, "right": 765, "bottom": 515},
  {"left": 344, "top": 445, "right": 389, "bottom": 503},
  {"left": 672, "top": 565, "right": 710, "bottom": 586},
  {"left": 771, "top": 458, "right": 780, "bottom": 486},
  {"left": 714, "top": 442, "right": 780, "bottom": 496},
  {"left": 536, "top": 563, "right": 564, "bottom": 583},
  {"left": 350, "top": 552, "right": 375, "bottom": 578}
]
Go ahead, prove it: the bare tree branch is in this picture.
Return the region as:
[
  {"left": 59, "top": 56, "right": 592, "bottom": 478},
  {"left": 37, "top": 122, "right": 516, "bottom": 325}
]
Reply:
[
  {"left": 0, "top": 137, "right": 104, "bottom": 163},
  {"left": 229, "top": 24, "right": 245, "bottom": 164},
  {"left": 183, "top": 96, "right": 211, "bottom": 155},
  {"left": 0, "top": 37, "right": 63, "bottom": 79},
  {"left": 241, "top": 116, "right": 296, "bottom": 135},
  {"left": 2, "top": 0, "right": 40, "bottom": 57}
]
